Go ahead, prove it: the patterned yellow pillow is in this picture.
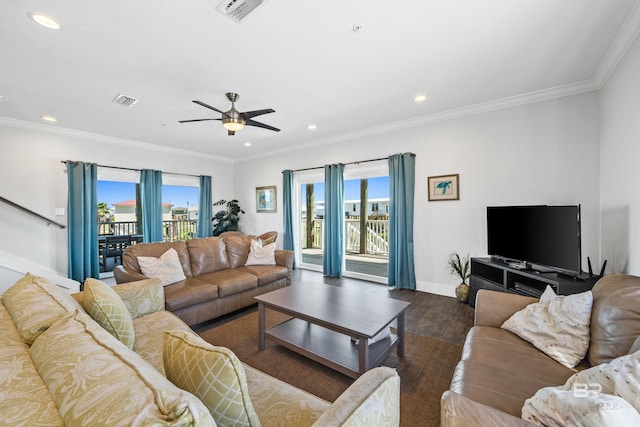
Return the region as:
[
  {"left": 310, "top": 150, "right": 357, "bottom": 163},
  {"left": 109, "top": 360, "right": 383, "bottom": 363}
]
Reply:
[
  {"left": 2, "top": 273, "right": 83, "bottom": 344},
  {"left": 83, "top": 278, "right": 135, "bottom": 349},
  {"left": 164, "top": 330, "right": 261, "bottom": 427}
]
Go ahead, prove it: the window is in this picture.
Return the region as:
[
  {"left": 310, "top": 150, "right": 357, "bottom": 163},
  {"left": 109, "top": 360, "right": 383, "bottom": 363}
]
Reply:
[{"left": 96, "top": 169, "right": 200, "bottom": 275}]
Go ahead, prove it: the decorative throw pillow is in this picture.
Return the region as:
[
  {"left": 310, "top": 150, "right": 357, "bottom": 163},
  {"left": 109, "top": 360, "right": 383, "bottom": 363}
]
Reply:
[
  {"left": 245, "top": 239, "right": 276, "bottom": 266},
  {"left": 163, "top": 330, "right": 261, "bottom": 427},
  {"left": 523, "top": 350, "right": 640, "bottom": 425},
  {"left": 522, "top": 387, "right": 640, "bottom": 426},
  {"left": 2, "top": 273, "right": 83, "bottom": 344},
  {"left": 137, "top": 248, "right": 186, "bottom": 286},
  {"left": 501, "top": 286, "right": 593, "bottom": 368},
  {"left": 83, "top": 278, "right": 135, "bottom": 349}
]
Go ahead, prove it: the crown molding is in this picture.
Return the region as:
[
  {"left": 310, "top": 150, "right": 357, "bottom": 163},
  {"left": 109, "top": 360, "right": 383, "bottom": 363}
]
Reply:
[
  {"left": 239, "top": 3, "right": 640, "bottom": 163},
  {"left": 0, "top": 116, "right": 235, "bottom": 163},
  {"left": 592, "top": 0, "right": 640, "bottom": 87},
  {"left": 238, "top": 78, "right": 601, "bottom": 162}
]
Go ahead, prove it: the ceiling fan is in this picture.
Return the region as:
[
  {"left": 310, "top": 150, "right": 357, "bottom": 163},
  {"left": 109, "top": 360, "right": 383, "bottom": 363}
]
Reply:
[{"left": 179, "top": 92, "right": 280, "bottom": 136}]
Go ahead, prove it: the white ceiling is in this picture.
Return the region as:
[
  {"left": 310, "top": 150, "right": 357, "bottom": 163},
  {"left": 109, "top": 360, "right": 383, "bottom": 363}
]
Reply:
[{"left": 1, "top": 0, "right": 639, "bottom": 161}]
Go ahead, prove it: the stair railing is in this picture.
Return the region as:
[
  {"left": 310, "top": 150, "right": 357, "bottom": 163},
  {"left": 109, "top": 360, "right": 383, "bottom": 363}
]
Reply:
[{"left": 0, "top": 196, "right": 66, "bottom": 229}]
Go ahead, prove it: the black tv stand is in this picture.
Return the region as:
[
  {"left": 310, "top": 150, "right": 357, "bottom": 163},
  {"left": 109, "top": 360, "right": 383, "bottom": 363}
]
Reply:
[{"left": 469, "top": 258, "right": 599, "bottom": 308}]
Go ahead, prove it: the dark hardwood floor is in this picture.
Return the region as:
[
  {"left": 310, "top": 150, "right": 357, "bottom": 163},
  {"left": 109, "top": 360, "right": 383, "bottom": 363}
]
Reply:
[{"left": 195, "top": 269, "right": 475, "bottom": 346}]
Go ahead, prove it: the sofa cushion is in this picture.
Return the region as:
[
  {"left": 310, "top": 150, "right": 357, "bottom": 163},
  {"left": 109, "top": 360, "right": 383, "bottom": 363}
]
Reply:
[
  {"left": 2, "top": 273, "right": 83, "bottom": 344},
  {"left": 188, "top": 237, "right": 230, "bottom": 275},
  {"left": 449, "top": 325, "right": 575, "bottom": 418},
  {"left": 83, "top": 278, "right": 136, "bottom": 349},
  {"left": 237, "top": 265, "right": 289, "bottom": 287},
  {"left": 589, "top": 274, "right": 640, "bottom": 366},
  {"left": 164, "top": 330, "right": 261, "bottom": 427},
  {"left": 112, "top": 278, "right": 165, "bottom": 319},
  {"left": 137, "top": 248, "right": 187, "bottom": 286},
  {"left": 0, "top": 298, "right": 64, "bottom": 426},
  {"left": 133, "top": 310, "right": 194, "bottom": 376},
  {"left": 460, "top": 326, "right": 575, "bottom": 383},
  {"left": 197, "top": 270, "right": 258, "bottom": 298},
  {"left": 243, "top": 364, "right": 329, "bottom": 426},
  {"left": 501, "top": 286, "right": 592, "bottom": 368},
  {"left": 29, "top": 310, "right": 214, "bottom": 426},
  {"left": 164, "top": 278, "right": 219, "bottom": 312},
  {"left": 223, "top": 234, "right": 255, "bottom": 269},
  {"left": 245, "top": 240, "right": 276, "bottom": 266},
  {"left": 123, "top": 241, "right": 193, "bottom": 278}
]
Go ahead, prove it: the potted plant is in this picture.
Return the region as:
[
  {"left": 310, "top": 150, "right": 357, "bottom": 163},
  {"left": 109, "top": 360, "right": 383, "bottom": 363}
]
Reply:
[
  {"left": 449, "top": 253, "right": 470, "bottom": 303},
  {"left": 211, "top": 199, "right": 245, "bottom": 236}
]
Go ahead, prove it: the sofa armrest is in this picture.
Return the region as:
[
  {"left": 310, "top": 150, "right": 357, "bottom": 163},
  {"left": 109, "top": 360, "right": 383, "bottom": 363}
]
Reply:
[
  {"left": 474, "top": 290, "right": 538, "bottom": 327},
  {"left": 113, "top": 265, "right": 147, "bottom": 284},
  {"left": 113, "top": 278, "right": 165, "bottom": 319},
  {"left": 441, "top": 391, "right": 534, "bottom": 427},
  {"left": 275, "top": 249, "right": 294, "bottom": 271},
  {"left": 312, "top": 367, "right": 400, "bottom": 427}
]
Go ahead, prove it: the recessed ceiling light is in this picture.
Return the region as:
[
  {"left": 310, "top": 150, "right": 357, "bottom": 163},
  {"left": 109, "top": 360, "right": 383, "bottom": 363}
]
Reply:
[
  {"left": 243, "top": 142, "right": 252, "bottom": 147},
  {"left": 41, "top": 115, "right": 57, "bottom": 122},
  {"left": 413, "top": 95, "right": 427, "bottom": 103},
  {"left": 28, "top": 13, "right": 61, "bottom": 30},
  {"left": 307, "top": 124, "right": 317, "bottom": 130}
]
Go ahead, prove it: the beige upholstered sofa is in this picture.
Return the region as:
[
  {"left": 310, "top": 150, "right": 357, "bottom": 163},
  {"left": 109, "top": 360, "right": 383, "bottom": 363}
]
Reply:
[
  {"left": 441, "top": 274, "right": 640, "bottom": 426},
  {"left": 114, "top": 232, "right": 293, "bottom": 326},
  {"left": 0, "top": 273, "right": 400, "bottom": 426}
]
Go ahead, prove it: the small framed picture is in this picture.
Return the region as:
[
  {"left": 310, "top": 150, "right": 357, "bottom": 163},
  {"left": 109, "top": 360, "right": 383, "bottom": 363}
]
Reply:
[
  {"left": 428, "top": 174, "right": 459, "bottom": 201},
  {"left": 256, "top": 185, "right": 277, "bottom": 213}
]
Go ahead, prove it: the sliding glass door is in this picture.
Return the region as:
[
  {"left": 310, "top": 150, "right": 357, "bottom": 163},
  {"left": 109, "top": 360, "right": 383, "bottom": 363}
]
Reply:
[
  {"left": 294, "top": 163, "right": 389, "bottom": 282},
  {"left": 343, "top": 175, "right": 389, "bottom": 282}
]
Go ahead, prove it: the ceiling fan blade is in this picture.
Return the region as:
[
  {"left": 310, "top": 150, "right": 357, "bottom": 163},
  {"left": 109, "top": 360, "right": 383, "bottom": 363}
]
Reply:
[
  {"left": 178, "top": 118, "right": 218, "bottom": 123},
  {"left": 240, "top": 109, "right": 275, "bottom": 119},
  {"left": 246, "top": 119, "right": 280, "bottom": 132},
  {"left": 192, "top": 100, "right": 226, "bottom": 115}
]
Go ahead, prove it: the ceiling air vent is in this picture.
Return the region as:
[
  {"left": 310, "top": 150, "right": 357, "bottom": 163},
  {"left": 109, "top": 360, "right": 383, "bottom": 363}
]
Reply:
[
  {"left": 112, "top": 94, "right": 138, "bottom": 107},
  {"left": 216, "top": 0, "right": 265, "bottom": 23}
]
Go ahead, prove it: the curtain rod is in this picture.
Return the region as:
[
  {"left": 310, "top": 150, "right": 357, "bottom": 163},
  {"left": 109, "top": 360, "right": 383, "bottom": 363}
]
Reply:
[
  {"left": 61, "top": 161, "right": 201, "bottom": 179},
  {"left": 286, "top": 153, "right": 416, "bottom": 173}
]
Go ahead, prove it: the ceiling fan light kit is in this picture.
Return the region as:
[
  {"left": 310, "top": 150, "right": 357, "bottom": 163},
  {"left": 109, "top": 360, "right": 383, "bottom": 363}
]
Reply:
[{"left": 179, "top": 92, "right": 279, "bottom": 136}]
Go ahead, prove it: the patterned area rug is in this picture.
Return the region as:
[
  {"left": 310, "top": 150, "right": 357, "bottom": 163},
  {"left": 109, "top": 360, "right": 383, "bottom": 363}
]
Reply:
[{"left": 199, "top": 310, "right": 462, "bottom": 427}]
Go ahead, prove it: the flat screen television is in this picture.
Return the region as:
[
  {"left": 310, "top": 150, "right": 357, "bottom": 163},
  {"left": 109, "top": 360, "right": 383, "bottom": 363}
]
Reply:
[{"left": 487, "top": 205, "right": 582, "bottom": 276}]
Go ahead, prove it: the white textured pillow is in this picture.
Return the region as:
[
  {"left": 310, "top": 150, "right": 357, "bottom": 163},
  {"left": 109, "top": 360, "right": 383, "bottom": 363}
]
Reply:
[
  {"left": 245, "top": 239, "right": 276, "bottom": 266},
  {"left": 522, "top": 387, "right": 640, "bottom": 426},
  {"left": 137, "top": 248, "right": 186, "bottom": 286},
  {"left": 523, "top": 350, "right": 640, "bottom": 425},
  {"left": 501, "top": 286, "right": 593, "bottom": 368}
]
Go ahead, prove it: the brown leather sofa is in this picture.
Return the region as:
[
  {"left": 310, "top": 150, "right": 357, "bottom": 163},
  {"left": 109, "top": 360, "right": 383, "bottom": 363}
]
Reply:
[
  {"left": 113, "top": 232, "right": 293, "bottom": 326},
  {"left": 441, "top": 274, "right": 640, "bottom": 426}
]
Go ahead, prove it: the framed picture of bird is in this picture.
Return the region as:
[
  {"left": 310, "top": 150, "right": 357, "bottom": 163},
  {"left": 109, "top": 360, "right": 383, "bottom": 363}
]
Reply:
[{"left": 428, "top": 174, "right": 459, "bottom": 201}]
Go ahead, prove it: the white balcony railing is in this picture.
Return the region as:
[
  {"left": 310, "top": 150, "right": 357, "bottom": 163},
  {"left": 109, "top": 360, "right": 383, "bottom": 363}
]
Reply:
[{"left": 301, "top": 218, "right": 389, "bottom": 256}]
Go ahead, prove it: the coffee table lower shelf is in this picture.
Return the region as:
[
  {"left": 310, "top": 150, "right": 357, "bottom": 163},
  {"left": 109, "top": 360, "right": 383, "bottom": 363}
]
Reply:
[{"left": 265, "top": 317, "right": 397, "bottom": 378}]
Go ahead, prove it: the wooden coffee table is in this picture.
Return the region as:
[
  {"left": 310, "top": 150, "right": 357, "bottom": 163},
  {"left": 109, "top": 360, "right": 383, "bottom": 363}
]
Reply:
[{"left": 254, "top": 283, "right": 411, "bottom": 378}]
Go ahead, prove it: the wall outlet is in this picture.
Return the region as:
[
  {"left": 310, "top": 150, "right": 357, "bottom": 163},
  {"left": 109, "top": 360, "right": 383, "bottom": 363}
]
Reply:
[{"left": 55, "top": 208, "right": 65, "bottom": 216}]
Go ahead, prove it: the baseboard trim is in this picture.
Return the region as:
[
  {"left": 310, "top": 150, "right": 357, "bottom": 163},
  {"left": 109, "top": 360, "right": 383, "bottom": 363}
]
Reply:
[{"left": 416, "top": 280, "right": 456, "bottom": 298}]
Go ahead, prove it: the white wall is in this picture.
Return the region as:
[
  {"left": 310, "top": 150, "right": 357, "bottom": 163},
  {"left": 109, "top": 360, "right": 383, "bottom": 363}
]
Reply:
[
  {"left": 235, "top": 92, "right": 601, "bottom": 296},
  {"left": 600, "top": 32, "right": 640, "bottom": 275},
  {"left": 0, "top": 120, "right": 235, "bottom": 292},
  {"left": 0, "top": 90, "right": 606, "bottom": 296}
]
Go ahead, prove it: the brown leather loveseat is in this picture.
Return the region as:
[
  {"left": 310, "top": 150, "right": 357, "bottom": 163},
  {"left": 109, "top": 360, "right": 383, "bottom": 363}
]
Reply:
[
  {"left": 441, "top": 274, "right": 640, "bottom": 426},
  {"left": 114, "top": 232, "right": 293, "bottom": 326}
]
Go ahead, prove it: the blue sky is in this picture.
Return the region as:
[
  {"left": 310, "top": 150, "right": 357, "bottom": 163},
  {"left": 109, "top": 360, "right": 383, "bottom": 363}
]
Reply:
[
  {"left": 97, "top": 175, "right": 389, "bottom": 209},
  {"left": 301, "top": 176, "right": 389, "bottom": 202},
  {"left": 97, "top": 181, "right": 199, "bottom": 209}
]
